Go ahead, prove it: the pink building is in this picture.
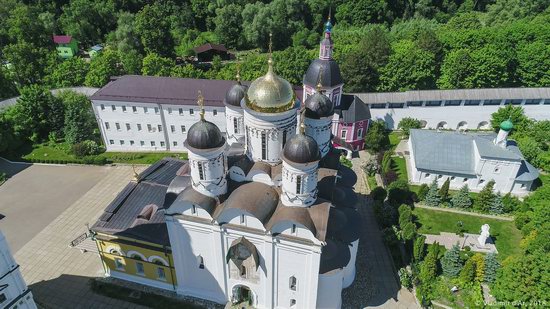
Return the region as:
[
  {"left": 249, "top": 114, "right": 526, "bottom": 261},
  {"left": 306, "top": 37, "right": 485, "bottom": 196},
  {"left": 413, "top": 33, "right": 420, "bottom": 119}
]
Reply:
[{"left": 302, "top": 17, "right": 371, "bottom": 153}]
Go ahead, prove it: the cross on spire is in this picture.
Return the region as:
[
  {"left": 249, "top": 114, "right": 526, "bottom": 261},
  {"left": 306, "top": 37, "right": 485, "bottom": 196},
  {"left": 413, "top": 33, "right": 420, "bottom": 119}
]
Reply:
[{"left": 197, "top": 90, "right": 205, "bottom": 120}]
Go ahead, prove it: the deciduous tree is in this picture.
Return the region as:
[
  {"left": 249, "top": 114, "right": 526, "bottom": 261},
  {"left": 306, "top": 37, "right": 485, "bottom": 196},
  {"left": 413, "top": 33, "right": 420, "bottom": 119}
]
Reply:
[
  {"left": 398, "top": 117, "right": 422, "bottom": 137},
  {"left": 45, "top": 57, "right": 89, "bottom": 88},
  {"left": 59, "top": 91, "right": 96, "bottom": 144},
  {"left": 85, "top": 50, "right": 123, "bottom": 87},
  {"left": 141, "top": 53, "right": 173, "bottom": 76}
]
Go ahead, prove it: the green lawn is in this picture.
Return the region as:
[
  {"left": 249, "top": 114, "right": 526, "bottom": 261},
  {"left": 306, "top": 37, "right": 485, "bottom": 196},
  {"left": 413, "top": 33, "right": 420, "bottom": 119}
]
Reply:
[
  {"left": 388, "top": 131, "right": 403, "bottom": 151},
  {"left": 413, "top": 207, "right": 521, "bottom": 259},
  {"left": 391, "top": 156, "right": 408, "bottom": 182},
  {"left": 2, "top": 142, "right": 187, "bottom": 165}
]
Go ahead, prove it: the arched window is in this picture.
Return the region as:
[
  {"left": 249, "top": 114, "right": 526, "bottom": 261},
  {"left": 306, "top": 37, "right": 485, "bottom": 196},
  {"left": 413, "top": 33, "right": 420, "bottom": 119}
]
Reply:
[
  {"left": 296, "top": 175, "right": 303, "bottom": 194},
  {"left": 198, "top": 255, "right": 204, "bottom": 269},
  {"left": 289, "top": 276, "right": 297, "bottom": 291},
  {"left": 234, "top": 118, "right": 239, "bottom": 133}
]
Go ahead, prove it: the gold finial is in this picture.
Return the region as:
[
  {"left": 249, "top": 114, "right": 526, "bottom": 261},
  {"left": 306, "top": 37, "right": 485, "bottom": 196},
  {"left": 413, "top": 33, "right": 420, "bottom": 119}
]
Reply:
[
  {"left": 236, "top": 59, "right": 241, "bottom": 83},
  {"left": 197, "top": 90, "right": 205, "bottom": 120},
  {"left": 328, "top": 7, "right": 332, "bottom": 21},
  {"left": 316, "top": 67, "right": 324, "bottom": 92},
  {"left": 267, "top": 33, "right": 274, "bottom": 67},
  {"left": 132, "top": 165, "right": 140, "bottom": 182}
]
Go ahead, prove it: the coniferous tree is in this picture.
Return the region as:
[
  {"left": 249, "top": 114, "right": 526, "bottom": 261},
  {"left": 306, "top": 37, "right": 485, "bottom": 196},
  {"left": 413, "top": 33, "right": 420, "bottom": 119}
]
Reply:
[
  {"left": 419, "top": 244, "right": 440, "bottom": 283},
  {"left": 459, "top": 258, "right": 476, "bottom": 284},
  {"left": 425, "top": 179, "right": 441, "bottom": 207},
  {"left": 439, "top": 177, "right": 451, "bottom": 201},
  {"left": 484, "top": 252, "right": 500, "bottom": 283},
  {"left": 441, "top": 244, "right": 463, "bottom": 278},
  {"left": 451, "top": 185, "right": 472, "bottom": 209},
  {"left": 417, "top": 184, "right": 429, "bottom": 201},
  {"left": 471, "top": 253, "right": 485, "bottom": 283},
  {"left": 398, "top": 204, "right": 412, "bottom": 228},
  {"left": 413, "top": 235, "right": 426, "bottom": 262},
  {"left": 489, "top": 192, "right": 504, "bottom": 214},
  {"left": 475, "top": 180, "right": 495, "bottom": 212}
]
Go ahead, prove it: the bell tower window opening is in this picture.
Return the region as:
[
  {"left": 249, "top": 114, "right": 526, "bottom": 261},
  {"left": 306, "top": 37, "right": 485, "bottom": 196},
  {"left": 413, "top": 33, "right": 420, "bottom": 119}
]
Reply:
[
  {"left": 240, "top": 266, "right": 247, "bottom": 278},
  {"left": 198, "top": 162, "right": 204, "bottom": 180},
  {"left": 198, "top": 255, "right": 204, "bottom": 269},
  {"left": 296, "top": 175, "right": 303, "bottom": 194},
  {"left": 282, "top": 130, "right": 287, "bottom": 147},
  {"left": 261, "top": 132, "right": 267, "bottom": 160},
  {"left": 233, "top": 118, "right": 239, "bottom": 134}
]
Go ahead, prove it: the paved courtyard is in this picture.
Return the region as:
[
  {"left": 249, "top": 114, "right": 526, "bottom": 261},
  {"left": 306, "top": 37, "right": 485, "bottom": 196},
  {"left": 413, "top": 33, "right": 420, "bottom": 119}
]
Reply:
[
  {"left": 12, "top": 165, "right": 148, "bottom": 308},
  {"left": 0, "top": 160, "right": 111, "bottom": 252}
]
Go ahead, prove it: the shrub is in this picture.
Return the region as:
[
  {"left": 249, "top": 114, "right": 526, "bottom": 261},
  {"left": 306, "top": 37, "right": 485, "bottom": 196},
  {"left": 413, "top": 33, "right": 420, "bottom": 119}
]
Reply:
[
  {"left": 72, "top": 140, "right": 101, "bottom": 158},
  {"left": 417, "top": 184, "right": 429, "bottom": 201},
  {"left": 387, "top": 179, "right": 411, "bottom": 205},
  {"left": 413, "top": 235, "right": 426, "bottom": 262},
  {"left": 371, "top": 186, "right": 387, "bottom": 202},
  {"left": 398, "top": 268, "right": 413, "bottom": 289},
  {"left": 362, "top": 158, "right": 379, "bottom": 176}
]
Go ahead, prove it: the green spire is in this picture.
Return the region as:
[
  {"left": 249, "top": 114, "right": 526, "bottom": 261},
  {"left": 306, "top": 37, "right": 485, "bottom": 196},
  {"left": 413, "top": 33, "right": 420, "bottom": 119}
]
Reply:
[{"left": 500, "top": 119, "right": 513, "bottom": 131}]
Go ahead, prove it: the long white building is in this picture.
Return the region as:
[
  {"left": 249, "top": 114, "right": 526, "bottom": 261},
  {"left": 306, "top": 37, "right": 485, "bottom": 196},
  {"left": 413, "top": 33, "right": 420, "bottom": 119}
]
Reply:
[{"left": 356, "top": 88, "right": 550, "bottom": 130}]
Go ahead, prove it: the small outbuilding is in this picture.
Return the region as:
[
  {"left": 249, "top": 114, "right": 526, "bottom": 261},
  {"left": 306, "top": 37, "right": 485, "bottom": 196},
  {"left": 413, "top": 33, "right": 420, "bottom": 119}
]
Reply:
[
  {"left": 53, "top": 35, "right": 78, "bottom": 58},
  {"left": 193, "top": 43, "right": 233, "bottom": 62}
]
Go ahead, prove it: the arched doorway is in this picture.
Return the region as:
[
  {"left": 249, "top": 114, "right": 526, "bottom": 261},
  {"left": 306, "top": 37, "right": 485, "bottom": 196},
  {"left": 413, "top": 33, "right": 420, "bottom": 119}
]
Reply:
[
  {"left": 477, "top": 121, "right": 490, "bottom": 130},
  {"left": 436, "top": 121, "right": 448, "bottom": 129},
  {"left": 419, "top": 120, "right": 427, "bottom": 128},
  {"left": 457, "top": 121, "right": 468, "bottom": 131},
  {"left": 231, "top": 285, "right": 255, "bottom": 308}
]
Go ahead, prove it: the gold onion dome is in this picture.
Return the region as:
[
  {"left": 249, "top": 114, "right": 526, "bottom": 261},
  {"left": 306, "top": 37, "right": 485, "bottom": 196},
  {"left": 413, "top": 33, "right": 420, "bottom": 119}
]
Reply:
[{"left": 246, "top": 35, "right": 295, "bottom": 113}]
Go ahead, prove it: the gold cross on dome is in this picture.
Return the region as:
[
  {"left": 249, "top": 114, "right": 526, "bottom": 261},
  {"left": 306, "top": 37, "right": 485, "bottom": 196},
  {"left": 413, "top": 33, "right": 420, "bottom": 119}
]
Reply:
[{"left": 197, "top": 90, "right": 205, "bottom": 120}]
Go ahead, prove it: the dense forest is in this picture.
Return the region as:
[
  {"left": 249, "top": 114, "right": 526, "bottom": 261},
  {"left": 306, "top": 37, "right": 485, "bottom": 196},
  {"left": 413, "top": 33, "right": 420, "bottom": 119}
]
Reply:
[{"left": 1, "top": 0, "right": 550, "bottom": 100}]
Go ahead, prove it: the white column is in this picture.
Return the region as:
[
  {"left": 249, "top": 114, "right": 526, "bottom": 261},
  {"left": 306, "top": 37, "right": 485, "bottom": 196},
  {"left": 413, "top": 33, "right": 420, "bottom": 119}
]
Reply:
[{"left": 281, "top": 161, "right": 318, "bottom": 207}]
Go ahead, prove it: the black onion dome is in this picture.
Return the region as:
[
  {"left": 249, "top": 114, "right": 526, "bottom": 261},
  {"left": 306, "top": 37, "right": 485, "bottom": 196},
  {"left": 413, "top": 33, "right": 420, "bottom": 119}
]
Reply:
[
  {"left": 303, "top": 59, "right": 343, "bottom": 87},
  {"left": 224, "top": 82, "right": 248, "bottom": 107},
  {"left": 283, "top": 134, "right": 320, "bottom": 163},
  {"left": 319, "top": 239, "right": 351, "bottom": 274},
  {"left": 305, "top": 92, "right": 334, "bottom": 119},
  {"left": 185, "top": 120, "right": 224, "bottom": 149}
]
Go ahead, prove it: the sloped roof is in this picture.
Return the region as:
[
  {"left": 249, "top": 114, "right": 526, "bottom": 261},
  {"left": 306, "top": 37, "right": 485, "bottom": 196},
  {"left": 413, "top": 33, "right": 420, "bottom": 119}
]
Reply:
[
  {"left": 91, "top": 158, "right": 186, "bottom": 246},
  {"left": 53, "top": 35, "right": 73, "bottom": 44},
  {"left": 194, "top": 43, "right": 228, "bottom": 54},
  {"left": 337, "top": 94, "right": 371, "bottom": 123}
]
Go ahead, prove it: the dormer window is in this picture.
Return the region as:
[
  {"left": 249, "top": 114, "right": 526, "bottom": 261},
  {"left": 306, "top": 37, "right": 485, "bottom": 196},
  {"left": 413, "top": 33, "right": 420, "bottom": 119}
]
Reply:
[{"left": 137, "top": 204, "right": 158, "bottom": 221}]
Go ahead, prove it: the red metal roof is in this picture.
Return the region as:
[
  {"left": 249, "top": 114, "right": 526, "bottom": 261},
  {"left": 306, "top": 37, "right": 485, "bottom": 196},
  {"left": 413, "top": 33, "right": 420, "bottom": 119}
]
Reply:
[
  {"left": 193, "top": 43, "right": 228, "bottom": 54},
  {"left": 53, "top": 35, "right": 73, "bottom": 44}
]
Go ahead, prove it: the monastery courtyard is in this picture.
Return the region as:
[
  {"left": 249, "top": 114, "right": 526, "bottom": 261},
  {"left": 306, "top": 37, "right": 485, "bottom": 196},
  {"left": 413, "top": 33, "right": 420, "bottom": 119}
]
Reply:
[{"left": 0, "top": 155, "right": 418, "bottom": 308}]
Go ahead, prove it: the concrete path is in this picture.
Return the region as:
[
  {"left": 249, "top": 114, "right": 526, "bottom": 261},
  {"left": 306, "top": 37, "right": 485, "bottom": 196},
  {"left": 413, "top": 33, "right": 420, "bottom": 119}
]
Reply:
[
  {"left": 342, "top": 152, "right": 419, "bottom": 309},
  {"left": 14, "top": 165, "right": 148, "bottom": 309},
  {"left": 0, "top": 160, "right": 111, "bottom": 252}
]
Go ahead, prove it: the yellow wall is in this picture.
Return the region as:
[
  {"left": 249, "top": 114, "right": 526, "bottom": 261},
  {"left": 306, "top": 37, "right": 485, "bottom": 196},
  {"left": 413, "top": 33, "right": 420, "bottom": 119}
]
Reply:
[{"left": 96, "top": 234, "right": 177, "bottom": 286}]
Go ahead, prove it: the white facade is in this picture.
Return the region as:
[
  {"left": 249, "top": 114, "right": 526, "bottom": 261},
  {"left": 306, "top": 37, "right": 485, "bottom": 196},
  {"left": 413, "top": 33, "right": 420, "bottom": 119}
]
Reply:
[
  {"left": 304, "top": 117, "right": 333, "bottom": 158},
  {"left": 188, "top": 144, "right": 228, "bottom": 198},
  {"left": 243, "top": 105, "right": 298, "bottom": 166},
  {"left": 362, "top": 97, "right": 550, "bottom": 130},
  {"left": 0, "top": 231, "right": 37, "bottom": 309},
  {"left": 92, "top": 99, "right": 226, "bottom": 152},
  {"left": 225, "top": 105, "right": 245, "bottom": 144},
  {"left": 281, "top": 160, "right": 319, "bottom": 207}
]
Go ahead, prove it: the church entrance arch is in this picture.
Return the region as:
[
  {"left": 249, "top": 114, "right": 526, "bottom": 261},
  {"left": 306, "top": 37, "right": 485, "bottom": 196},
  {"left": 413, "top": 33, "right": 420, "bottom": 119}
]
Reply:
[{"left": 231, "top": 284, "right": 256, "bottom": 307}]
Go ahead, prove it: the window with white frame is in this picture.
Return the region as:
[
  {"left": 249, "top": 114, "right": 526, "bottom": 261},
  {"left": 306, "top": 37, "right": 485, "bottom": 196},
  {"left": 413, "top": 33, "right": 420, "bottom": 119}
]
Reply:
[
  {"left": 114, "top": 257, "right": 124, "bottom": 270},
  {"left": 198, "top": 162, "right": 204, "bottom": 180},
  {"left": 357, "top": 128, "right": 363, "bottom": 139},
  {"left": 151, "top": 141, "right": 156, "bottom": 146},
  {"left": 160, "top": 141, "right": 165, "bottom": 147},
  {"left": 341, "top": 130, "right": 347, "bottom": 139},
  {"left": 105, "top": 122, "right": 110, "bottom": 130},
  {"left": 168, "top": 107, "right": 172, "bottom": 114},
  {"left": 171, "top": 125, "right": 175, "bottom": 133},
  {"left": 140, "top": 141, "right": 145, "bottom": 146},
  {"left": 190, "top": 109, "right": 194, "bottom": 115},
  {"left": 154, "top": 107, "right": 159, "bottom": 114},
  {"left": 213, "top": 109, "right": 217, "bottom": 116},
  {"left": 261, "top": 132, "right": 267, "bottom": 160},
  {"left": 115, "top": 123, "right": 121, "bottom": 130},
  {"left": 130, "top": 140, "right": 134, "bottom": 146},
  {"left": 289, "top": 276, "right": 297, "bottom": 290},
  {"left": 132, "top": 106, "right": 137, "bottom": 113},
  {"left": 158, "top": 125, "right": 162, "bottom": 132},
  {"left": 233, "top": 118, "right": 239, "bottom": 133},
  {"left": 111, "top": 105, "right": 116, "bottom": 111},
  {"left": 179, "top": 108, "right": 183, "bottom": 115},
  {"left": 157, "top": 267, "right": 166, "bottom": 280},
  {"left": 109, "top": 140, "right": 114, "bottom": 145},
  {"left": 173, "top": 141, "right": 177, "bottom": 147},
  {"left": 122, "top": 105, "right": 127, "bottom": 112},
  {"left": 181, "top": 125, "right": 186, "bottom": 133},
  {"left": 100, "top": 104, "right": 105, "bottom": 110},
  {"left": 137, "top": 124, "right": 142, "bottom": 131},
  {"left": 144, "top": 107, "right": 148, "bottom": 113},
  {"left": 147, "top": 124, "right": 152, "bottom": 132},
  {"left": 126, "top": 123, "right": 131, "bottom": 130},
  {"left": 198, "top": 255, "right": 204, "bottom": 269},
  {"left": 135, "top": 262, "right": 144, "bottom": 275},
  {"left": 296, "top": 175, "right": 303, "bottom": 194},
  {"left": 119, "top": 140, "right": 124, "bottom": 145}
]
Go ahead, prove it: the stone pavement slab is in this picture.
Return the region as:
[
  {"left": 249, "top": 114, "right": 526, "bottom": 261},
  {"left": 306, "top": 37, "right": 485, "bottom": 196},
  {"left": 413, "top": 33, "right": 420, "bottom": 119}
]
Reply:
[{"left": 14, "top": 165, "right": 149, "bottom": 309}]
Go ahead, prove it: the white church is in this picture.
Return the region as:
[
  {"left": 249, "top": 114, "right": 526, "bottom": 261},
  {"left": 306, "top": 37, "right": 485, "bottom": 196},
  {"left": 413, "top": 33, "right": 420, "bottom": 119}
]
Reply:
[
  {"left": 163, "top": 39, "right": 361, "bottom": 308},
  {"left": 408, "top": 119, "right": 539, "bottom": 195}
]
